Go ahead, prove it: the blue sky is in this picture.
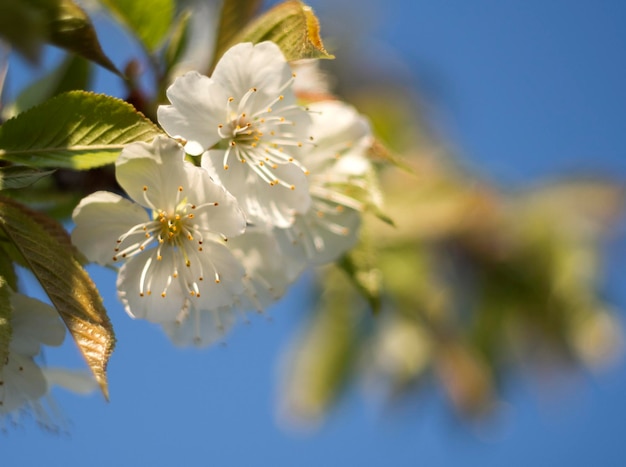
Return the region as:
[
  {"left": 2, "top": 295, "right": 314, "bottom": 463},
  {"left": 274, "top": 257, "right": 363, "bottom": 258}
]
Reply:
[{"left": 4, "top": 1, "right": 626, "bottom": 466}]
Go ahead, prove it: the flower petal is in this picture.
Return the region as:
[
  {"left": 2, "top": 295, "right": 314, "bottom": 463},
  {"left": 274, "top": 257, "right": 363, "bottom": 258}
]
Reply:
[
  {"left": 299, "top": 203, "right": 362, "bottom": 265},
  {"left": 211, "top": 42, "right": 293, "bottom": 104},
  {"left": 228, "top": 228, "right": 290, "bottom": 311},
  {"left": 203, "top": 151, "right": 311, "bottom": 228},
  {"left": 305, "top": 100, "right": 372, "bottom": 174},
  {"left": 42, "top": 369, "right": 98, "bottom": 395},
  {"left": 183, "top": 155, "right": 246, "bottom": 238},
  {"left": 0, "top": 354, "right": 48, "bottom": 413},
  {"left": 116, "top": 248, "right": 187, "bottom": 323},
  {"left": 9, "top": 294, "right": 65, "bottom": 356},
  {"left": 157, "top": 71, "right": 226, "bottom": 153},
  {"left": 72, "top": 191, "right": 150, "bottom": 266},
  {"left": 186, "top": 241, "right": 245, "bottom": 311},
  {"left": 161, "top": 307, "right": 235, "bottom": 348}
]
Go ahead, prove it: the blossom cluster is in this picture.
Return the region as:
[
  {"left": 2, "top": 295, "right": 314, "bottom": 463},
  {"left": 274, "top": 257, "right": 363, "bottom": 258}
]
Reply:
[
  {"left": 72, "top": 42, "right": 377, "bottom": 347},
  {"left": 0, "top": 289, "right": 96, "bottom": 426}
]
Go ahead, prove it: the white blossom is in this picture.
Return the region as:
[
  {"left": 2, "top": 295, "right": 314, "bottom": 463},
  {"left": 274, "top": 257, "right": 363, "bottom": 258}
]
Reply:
[
  {"left": 72, "top": 136, "right": 247, "bottom": 322},
  {"left": 160, "top": 227, "right": 291, "bottom": 347},
  {"left": 158, "top": 41, "right": 313, "bottom": 228},
  {"left": 1, "top": 292, "right": 65, "bottom": 417},
  {"left": 277, "top": 100, "right": 375, "bottom": 266}
]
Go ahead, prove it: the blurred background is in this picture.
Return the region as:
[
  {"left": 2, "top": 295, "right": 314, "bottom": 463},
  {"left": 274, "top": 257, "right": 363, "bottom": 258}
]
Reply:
[{"left": 3, "top": 0, "right": 626, "bottom": 465}]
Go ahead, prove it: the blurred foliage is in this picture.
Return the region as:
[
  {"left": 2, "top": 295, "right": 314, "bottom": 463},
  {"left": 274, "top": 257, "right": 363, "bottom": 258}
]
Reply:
[{"left": 281, "top": 86, "right": 624, "bottom": 422}]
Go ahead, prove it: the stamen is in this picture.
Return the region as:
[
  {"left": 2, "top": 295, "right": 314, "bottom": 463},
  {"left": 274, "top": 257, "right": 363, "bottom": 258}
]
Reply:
[{"left": 139, "top": 255, "right": 154, "bottom": 296}]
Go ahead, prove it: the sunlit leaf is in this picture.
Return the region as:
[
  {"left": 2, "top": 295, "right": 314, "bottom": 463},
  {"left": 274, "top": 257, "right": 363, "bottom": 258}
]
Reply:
[
  {"left": 0, "top": 197, "right": 115, "bottom": 398},
  {"left": 0, "top": 91, "right": 163, "bottom": 170},
  {"left": 101, "top": 0, "right": 174, "bottom": 52},
  {"left": 0, "top": 277, "right": 11, "bottom": 374},
  {"left": 235, "top": 0, "right": 333, "bottom": 62},
  {"left": 212, "top": 0, "right": 262, "bottom": 67},
  {"left": 0, "top": 167, "right": 55, "bottom": 190}
]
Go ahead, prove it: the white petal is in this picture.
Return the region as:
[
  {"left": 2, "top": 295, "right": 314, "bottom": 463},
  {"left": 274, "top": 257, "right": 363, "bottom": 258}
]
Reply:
[
  {"left": 183, "top": 155, "right": 246, "bottom": 238},
  {"left": 300, "top": 204, "right": 362, "bottom": 265},
  {"left": 72, "top": 191, "right": 150, "bottom": 265},
  {"left": 333, "top": 153, "right": 372, "bottom": 177},
  {"left": 116, "top": 248, "right": 187, "bottom": 323},
  {"left": 116, "top": 136, "right": 192, "bottom": 213},
  {"left": 203, "top": 151, "right": 311, "bottom": 228},
  {"left": 0, "top": 354, "right": 47, "bottom": 413},
  {"left": 228, "top": 229, "right": 290, "bottom": 310},
  {"left": 212, "top": 42, "right": 293, "bottom": 101},
  {"left": 187, "top": 241, "right": 245, "bottom": 311},
  {"left": 291, "top": 59, "right": 332, "bottom": 95},
  {"left": 272, "top": 226, "right": 310, "bottom": 283},
  {"left": 9, "top": 294, "right": 65, "bottom": 356},
  {"left": 157, "top": 71, "right": 224, "bottom": 152},
  {"left": 42, "top": 368, "right": 98, "bottom": 395},
  {"left": 305, "top": 100, "right": 372, "bottom": 174},
  {"left": 161, "top": 307, "right": 235, "bottom": 348}
]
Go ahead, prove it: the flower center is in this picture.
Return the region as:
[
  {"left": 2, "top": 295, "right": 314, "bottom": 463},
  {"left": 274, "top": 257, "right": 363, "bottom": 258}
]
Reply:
[
  {"left": 157, "top": 210, "right": 187, "bottom": 244},
  {"left": 111, "top": 185, "right": 223, "bottom": 299},
  {"left": 214, "top": 76, "right": 313, "bottom": 190}
]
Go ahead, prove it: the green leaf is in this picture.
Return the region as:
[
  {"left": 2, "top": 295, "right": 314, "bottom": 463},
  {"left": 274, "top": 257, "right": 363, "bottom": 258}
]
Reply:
[
  {"left": 48, "top": 0, "right": 120, "bottom": 75},
  {"left": 234, "top": 0, "right": 333, "bottom": 62},
  {"left": 0, "top": 0, "right": 52, "bottom": 62},
  {"left": 0, "top": 246, "right": 18, "bottom": 291},
  {"left": 0, "top": 0, "right": 119, "bottom": 75},
  {"left": 4, "top": 53, "right": 91, "bottom": 119},
  {"left": 164, "top": 10, "right": 191, "bottom": 75},
  {"left": 0, "top": 91, "right": 163, "bottom": 170},
  {"left": 339, "top": 227, "right": 383, "bottom": 313},
  {"left": 0, "top": 277, "right": 12, "bottom": 375},
  {"left": 0, "top": 166, "right": 55, "bottom": 190},
  {"left": 282, "top": 270, "right": 359, "bottom": 421},
  {"left": 0, "top": 196, "right": 115, "bottom": 398},
  {"left": 213, "top": 0, "right": 263, "bottom": 67},
  {"left": 100, "top": 0, "right": 174, "bottom": 53}
]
